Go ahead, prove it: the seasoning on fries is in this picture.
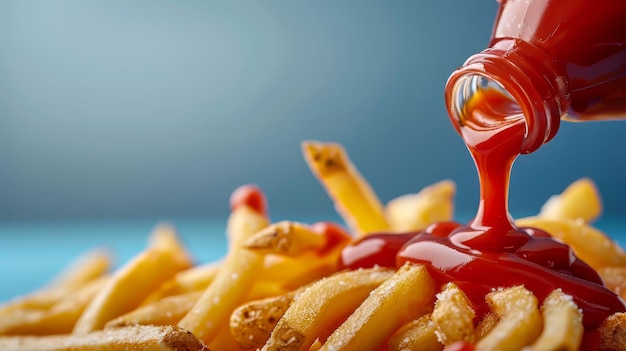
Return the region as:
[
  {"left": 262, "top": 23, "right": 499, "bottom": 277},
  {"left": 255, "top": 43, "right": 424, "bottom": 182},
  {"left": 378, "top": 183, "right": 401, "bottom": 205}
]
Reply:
[
  {"left": 302, "top": 141, "right": 389, "bottom": 235},
  {"left": 261, "top": 267, "right": 395, "bottom": 351},
  {"left": 0, "top": 325, "right": 209, "bottom": 351},
  {"left": 2, "top": 141, "right": 626, "bottom": 350}
]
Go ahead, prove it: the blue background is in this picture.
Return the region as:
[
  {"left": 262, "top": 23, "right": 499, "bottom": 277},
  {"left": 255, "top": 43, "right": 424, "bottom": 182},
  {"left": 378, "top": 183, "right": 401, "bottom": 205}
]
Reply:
[{"left": 1, "top": 1, "right": 626, "bottom": 301}]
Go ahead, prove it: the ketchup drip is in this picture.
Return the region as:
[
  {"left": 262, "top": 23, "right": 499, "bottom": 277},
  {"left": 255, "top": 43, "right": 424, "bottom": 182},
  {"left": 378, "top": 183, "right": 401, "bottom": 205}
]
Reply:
[{"left": 340, "top": 87, "right": 625, "bottom": 332}]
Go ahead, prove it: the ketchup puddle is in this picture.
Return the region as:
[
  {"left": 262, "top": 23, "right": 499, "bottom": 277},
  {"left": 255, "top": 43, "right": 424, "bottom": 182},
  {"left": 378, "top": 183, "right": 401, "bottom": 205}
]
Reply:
[{"left": 339, "top": 87, "right": 625, "bottom": 336}]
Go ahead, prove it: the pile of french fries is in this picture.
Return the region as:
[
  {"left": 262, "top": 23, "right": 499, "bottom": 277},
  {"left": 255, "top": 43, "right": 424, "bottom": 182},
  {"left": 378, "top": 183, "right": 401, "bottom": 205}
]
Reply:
[{"left": 1, "top": 140, "right": 626, "bottom": 351}]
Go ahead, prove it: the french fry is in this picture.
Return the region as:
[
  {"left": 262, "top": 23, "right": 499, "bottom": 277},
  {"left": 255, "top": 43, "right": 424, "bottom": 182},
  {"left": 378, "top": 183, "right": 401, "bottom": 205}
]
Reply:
[
  {"left": 244, "top": 221, "right": 328, "bottom": 256},
  {"left": 249, "top": 279, "right": 292, "bottom": 300},
  {"left": 0, "top": 276, "right": 108, "bottom": 336},
  {"left": 179, "top": 245, "right": 264, "bottom": 345},
  {"left": 141, "top": 262, "right": 221, "bottom": 305},
  {"left": 599, "top": 312, "right": 626, "bottom": 351},
  {"left": 538, "top": 178, "right": 602, "bottom": 224},
  {"left": 0, "top": 325, "right": 208, "bottom": 351},
  {"left": 388, "top": 314, "right": 442, "bottom": 351},
  {"left": 524, "top": 289, "right": 583, "bottom": 351},
  {"left": 385, "top": 180, "right": 456, "bottom": 232},
  {"left": 259, "top": 222, "right": 351, "bottom": 291},
  {"left": 309, "top": 340, "right": 323, "bottom": 351},
  {"left": 110, "top": 280, "right": 292, "bottom": 333},
  {"left": 48, "top": 248, "right": 112, "bottom": 289},
  {"left": 0, "top": 249, "right": 112, "bottom": 313},
  {"left": 432, "top": 283, "right": 475, "bottom": 346},
  {"left": 0, "top": 294, "right": 63, "bottom": 330},
  {"left": 302, "top": 141, "right": 389, "bottom": 235},
  {"left": 598, "top": 267, "right": 626, "bottom": 301},
  {"left": 106, "top": 291, "right": 202, "bottom": 328},
  {"left": 73, "top": 224, "right": 192, "bottom": 333},
  {"left": 515, "top": 217, "right": 626, "bottom": 269},
  {"left": 110, "top": 280, "right": 293, "bottom": 335},
  {"left": 261, "top": 267, "right": 395, "bottom": 351},
  {"left": 208, "top": 325, "right": 251, "bottom": 351},
  {"left": 320, "top": 263, "right": 435, "bottom": 351},
  {"left": 178, "top": 189, "right": 270, "bottom": 346},
  {"left": 474, "top": 312, "right": 498, "bottom": 341},
  {"left": 230, "top": 290, "right": 300, "bottom": 349},
  {"left": 261, "top": 254, "right": 337, "bottom": 292},
  {"left": 0, "top": 309, "right": 45, "bottom": 336},
  {"left": 149, "top": 223, "right": 192, "bottom": 256},
  {"left": 516, "top": 177, "right": 626, "bottom": 271},
  {"left": 475, "top": 286, "right": 542, "bottom": 351}
]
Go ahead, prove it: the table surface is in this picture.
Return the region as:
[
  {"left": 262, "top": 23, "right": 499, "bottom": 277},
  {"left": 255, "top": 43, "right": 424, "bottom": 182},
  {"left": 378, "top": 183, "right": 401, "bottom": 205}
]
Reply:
[{"left": 2, "top": 215, "right": 626, "bottom": 302}]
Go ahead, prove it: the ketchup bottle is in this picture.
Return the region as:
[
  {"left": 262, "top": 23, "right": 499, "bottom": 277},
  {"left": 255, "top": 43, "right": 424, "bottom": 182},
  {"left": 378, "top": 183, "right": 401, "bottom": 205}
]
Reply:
[{"left": 445, "top": 0, "right": 626, "bottom": 154}]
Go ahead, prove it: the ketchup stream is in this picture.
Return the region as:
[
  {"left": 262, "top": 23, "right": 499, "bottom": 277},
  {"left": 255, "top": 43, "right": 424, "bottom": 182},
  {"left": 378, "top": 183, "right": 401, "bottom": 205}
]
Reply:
[{"left": 340, "top": 88, "right": 625, "bottom": 334}]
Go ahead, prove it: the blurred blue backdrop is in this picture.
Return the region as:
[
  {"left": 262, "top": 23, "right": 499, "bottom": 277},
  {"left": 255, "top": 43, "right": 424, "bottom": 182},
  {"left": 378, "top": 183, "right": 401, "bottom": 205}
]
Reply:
[{"left": 1, "top": 1, "right": 625, "bottom": 222}]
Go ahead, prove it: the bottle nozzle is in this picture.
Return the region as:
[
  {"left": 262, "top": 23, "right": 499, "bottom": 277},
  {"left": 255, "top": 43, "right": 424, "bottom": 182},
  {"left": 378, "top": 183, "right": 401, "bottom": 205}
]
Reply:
[{"left": 450, "top": 74, "right": 524, "bottom": 131}]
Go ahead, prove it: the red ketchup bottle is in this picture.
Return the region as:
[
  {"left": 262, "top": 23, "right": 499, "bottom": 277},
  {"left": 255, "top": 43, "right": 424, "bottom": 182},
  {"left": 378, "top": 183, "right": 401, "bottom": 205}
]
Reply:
[{"left": 445, "top": 0, "right": 626, "bottom": 154}]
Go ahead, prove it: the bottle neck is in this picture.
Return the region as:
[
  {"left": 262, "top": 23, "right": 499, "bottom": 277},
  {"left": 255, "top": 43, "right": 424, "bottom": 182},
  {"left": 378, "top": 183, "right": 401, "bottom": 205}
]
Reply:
[{"left": 445, "top": 39, "right": 567, "bottom": 154}]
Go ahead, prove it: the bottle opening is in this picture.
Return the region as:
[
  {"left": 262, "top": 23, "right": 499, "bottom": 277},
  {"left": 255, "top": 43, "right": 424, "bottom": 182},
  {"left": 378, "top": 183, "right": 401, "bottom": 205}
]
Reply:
[{"left": 450, "top": 74, "right": 524, "bottom": 131}]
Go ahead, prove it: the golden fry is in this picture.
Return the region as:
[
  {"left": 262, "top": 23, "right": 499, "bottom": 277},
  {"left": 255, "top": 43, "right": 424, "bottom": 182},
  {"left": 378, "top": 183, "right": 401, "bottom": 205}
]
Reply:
[
  {"left": 474, "top": 312, "right": 498, "bottom": 341},
  {"left": 599, "top": 267, "right": 626, "bottom": 301},
  {"left": 525, "top": 289, "right": 583, "bottom": 351},
  {"left": 262, "top": 267, "right": 395, "bottom": 351},
  {"left": 320, "top": 263, "right": 435, "bottom": 351},
  {"left": 207, "top": 325, "right": 250, "bottom": 351},
  {"left": 178, "top": 205, "right": 269, "bottom": 346},
  {"left": 0, "top": 325, "right": 208, "bottom": 351},
  {"left": 539, "top": 178, "right": 602, "bottom": 224},
  {"left": 179, "top": 249, "right": 263, "bottom": 344},
  {"left": 432, "top": 282, "right": 475, "bottom": 346},
  {"left": 141, "top": 262, "right": 220, "bottom": 305},
  {"left": 309, "top": 340, "right": 323, "bottom": 351},
  {"left": 258, "top": 222, "right": 352, "bottom": 290},
  {"left": 106, "top": 291, "right": 202, "bottom": 328},
  {"left": 0, "top": 249, "right": 112, "bottom": 313},
  {"left": 599, "top": 312, "right": 626, "bottom": 351},
  {"left": 261, "top": 254, "right": 339, "bottom": 291},
  {"left": 388, "top": 314, "right": 442, "bottom": 351},
  {"left": 515, "top": 217, "right": 626, "bottom": 269},
  {"left": 244, "top": 221, "right": 327, "bottom": 256},
  {"left": 302, "top": 141, "right": 389, "bottom": 235},
  {"left": 148, "top": 222, "right": 195, "bottom": 265},
  {"left": 0, "top": 276, "right": 108, "bottom": 336},
  {"left": 230, "top": 290, "right": 299, "bottom": 349},
  {"left": 249, "top": 279, "right": 292, "bottom": 300},
  {"left": 385, "top": 180, "right": 456, "bottom": 232},
  {"left": 0, "top": 309, "right": 45, "bottom": 336},
  {"left": 49, "top": 248, "right": 112, "bottom": 289},
  {"left": 111, "top": 281, "right": 291, "bottom": 333},
  {"left": 475, "top": 286, "right": 542, "bottom": 351},
  {"left": 73, "top": 224, "right": 192, "bottom": 333}
]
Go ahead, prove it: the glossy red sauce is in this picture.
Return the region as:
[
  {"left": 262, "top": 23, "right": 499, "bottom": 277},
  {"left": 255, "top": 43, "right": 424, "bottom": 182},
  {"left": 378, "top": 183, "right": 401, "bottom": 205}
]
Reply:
[
  {"left": 229, "top": 184, "right": 268, "bottom": 216},
  {"left": 309, "top": 221, "right": 352, "bottom": 255},
  {"left": 340, "top": 232, "right": 417, "bottom": 269},
  {"left": 339, "top": 88, "right": 625, "bottom": 333}
]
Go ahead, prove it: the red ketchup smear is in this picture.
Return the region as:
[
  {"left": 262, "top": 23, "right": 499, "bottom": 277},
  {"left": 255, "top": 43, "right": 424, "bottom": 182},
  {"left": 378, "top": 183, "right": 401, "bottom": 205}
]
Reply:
[
  {"left": 340, "top": 88, "right": 625, "bottom": 337},
  {"left": 229, "top": 184, "right": 268, "bottom": 216},
  {"left": 309, "top": 221, "right": 352, "bottom": 255},
  {"left": 340, "top": 232, "right": 418, "bottom": 269}
]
